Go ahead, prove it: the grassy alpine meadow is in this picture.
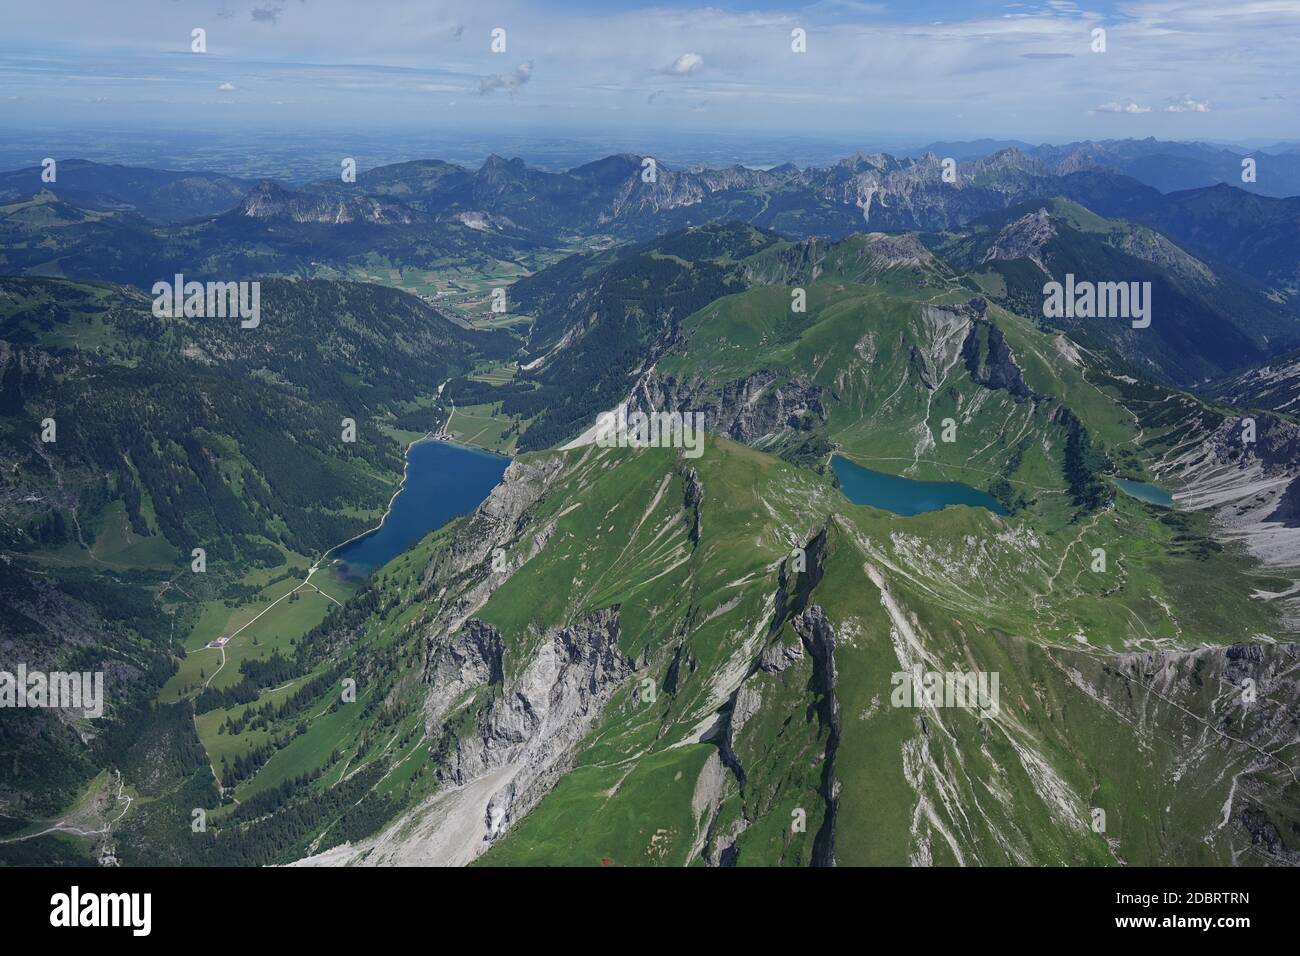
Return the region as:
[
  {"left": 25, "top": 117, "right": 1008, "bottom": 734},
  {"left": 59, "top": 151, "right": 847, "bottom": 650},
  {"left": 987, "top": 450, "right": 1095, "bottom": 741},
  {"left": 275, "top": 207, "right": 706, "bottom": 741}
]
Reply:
[
  {"left": 462, "top": 435, "right": 1288, "bottom": 866},
  {"left": 4, "top": 7, "right": 1300, "bottom": 895}
]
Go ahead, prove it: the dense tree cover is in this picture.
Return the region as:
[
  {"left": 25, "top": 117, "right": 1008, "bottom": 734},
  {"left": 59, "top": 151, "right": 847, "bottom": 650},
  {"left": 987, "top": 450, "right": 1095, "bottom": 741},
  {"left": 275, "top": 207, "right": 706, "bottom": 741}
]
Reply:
[
  {"left": 106, "top": 701, "right": 213, "bottom": 799},
  {"left": 220, "top": 722, "right": 306, "bottom": 787},
  {"left": 104, "top": 619, "right": 413, "bottom": 866},
  {"left": 443, "top": 377, "right": 535, "bottom": 406},
  {"left": 779, "top": 433, "right": 833, "bottom": 471},
  {"left": 0, "top": 276, "right": 512, "bottom": 560},
  {"left": 0, "top": 550, "right": 182, "bottom": 822},
  {"left": 1059, "top": 406, "right": 1111, "bottom": 513},
  {"left": 506, "top": 225, "right": 780, "bottom": 451},
  {"left": 195, "top": 652, "right": 300, "bottom": 714},
  {"left": 0, "top": 275, "right": 511, "bottom": 838},
  {"left": 988, "top": 436, "right": 1035, "bottom": 514},
  {"left": 0, "top": 187, "right": 540, "bottom": 291},
  {"left": 937, "top": 201, "right": 1289, "bottom": 388},
  {"left": 117, "top": 758, "right": 396, "bottom": 867}
]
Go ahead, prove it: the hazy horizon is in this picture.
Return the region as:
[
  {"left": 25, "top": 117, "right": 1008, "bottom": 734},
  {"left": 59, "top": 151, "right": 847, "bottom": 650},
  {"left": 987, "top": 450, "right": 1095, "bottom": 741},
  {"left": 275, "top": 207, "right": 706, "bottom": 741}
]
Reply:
[
  {"left": 0, "top": 125, "right": 1296, "bottom": 186},
  {"left": 2, "top": 0, "right": 1297, "bottom": 149}
]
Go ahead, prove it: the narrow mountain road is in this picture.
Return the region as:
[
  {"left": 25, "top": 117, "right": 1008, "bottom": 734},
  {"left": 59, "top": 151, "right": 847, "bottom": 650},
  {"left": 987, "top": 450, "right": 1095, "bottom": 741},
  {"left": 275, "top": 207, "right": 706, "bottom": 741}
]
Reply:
[
  {"left": 200, "top": 565, "right": 333, "bottom": 690},
  {"left": 0, "top": 770, "right": 132, "bottom": 844}
]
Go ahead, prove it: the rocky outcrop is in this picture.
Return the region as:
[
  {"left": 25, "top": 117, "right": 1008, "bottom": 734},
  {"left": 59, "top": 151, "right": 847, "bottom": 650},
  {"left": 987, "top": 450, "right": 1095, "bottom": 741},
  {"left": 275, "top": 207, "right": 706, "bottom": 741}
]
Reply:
[
  {"left": 423, "top": 619, "right": 504, "bottom": 728},
  {"left": 1262, "top": 472, "right": 1300, "bottom": 529},
  {"left": 1113, "top": 226, "right": 1216, "bottom": 286},
  {"left": 1206, "top": 413, "right": 1300, "bottom": 472},
  {"left": 741, "top": 233, "right": 936, "bottom": 287},
  {"left": 793, "top": 150, "right": 1055, "bottom": 231},
  {"left": 628, "top": 369, "right": 826, "bottom": 446},
  {"left": 853, "top": 232, "right": 937, "bottom": 271},
  {"left": 237, "top": 180, "right": 418, "bottom": 224},
  {"left": 981, "top": 207, "right": 1055, "bottom": 269},
  {"left": 759, "top": 635, "right": 804, "bottom": 673},
  {"left": 1046, "top": 640, "right": 1300, "bottom": 865},
  {"left": 430, "top": 607, "right": 631, "bottom": 845},
  {"left": 420, "top": 454, "right": 566, "bottom": 635},
  {"left": 1154, "top": 407, "right": 1300, "bottom": 583},
  {"left": 792, "top": 605, "right": 840, "bottom": 867},
  {"left": 908, "top": 344, "right": 934, "bottom": 390},
  {"left": 452, "top": 209, "right": 520, "bottom": 233},
  {"left": 683, "top": 467, "right": 704, "bottom": 545},
  {"left": 961, "top": 318, "right": 1040, "bottom": 402},
  {"left": 696, "top": 531, "right": 831, "bottom": 865},
  {"left": 1211, "top": 356, "right": 1300, "bottom": 415},
  {"left": 607, "top": 167, "right": 708, "bottom": 218},
  {"left": 742, "top": 238, "right": 827, "bottom": 286}
]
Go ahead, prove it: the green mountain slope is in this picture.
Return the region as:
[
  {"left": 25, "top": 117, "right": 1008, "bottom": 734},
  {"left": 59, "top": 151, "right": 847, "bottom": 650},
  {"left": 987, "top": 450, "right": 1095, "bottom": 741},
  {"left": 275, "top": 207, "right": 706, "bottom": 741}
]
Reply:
[
  {"left": 0, "top": 159, "right": 256, "bottom": 223},
  {"left": 0, "top": 187, "right": 542, "bottom": 292},
  {"left": 0, "top": 275, "right": 505, "bottom": 832},
  {"left": 264, "top": 434, "right": 1296, "bottom": 867},
  {"left": 241, "top": 234, "right": 1296, "bottom": 866},
  {"left": 926, "top": 198, "right": 1293, "bottom": 384},
  {"left": 5, "top": 180, "right": 1300, "bottom": 869}
]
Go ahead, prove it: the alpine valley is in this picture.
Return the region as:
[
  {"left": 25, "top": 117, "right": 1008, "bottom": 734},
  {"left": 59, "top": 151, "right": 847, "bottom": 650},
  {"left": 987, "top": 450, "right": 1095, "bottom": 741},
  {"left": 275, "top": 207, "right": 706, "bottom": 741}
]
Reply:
[{"left": 3, "top": 139, "right": 1300, "bottom": 869}]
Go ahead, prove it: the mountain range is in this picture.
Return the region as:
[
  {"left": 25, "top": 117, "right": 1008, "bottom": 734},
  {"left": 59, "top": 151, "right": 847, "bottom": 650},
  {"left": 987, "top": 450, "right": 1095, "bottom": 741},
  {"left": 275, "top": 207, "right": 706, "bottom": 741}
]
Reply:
[{"left": 3, "top": 137, "right": 1300, "bottom": 868}]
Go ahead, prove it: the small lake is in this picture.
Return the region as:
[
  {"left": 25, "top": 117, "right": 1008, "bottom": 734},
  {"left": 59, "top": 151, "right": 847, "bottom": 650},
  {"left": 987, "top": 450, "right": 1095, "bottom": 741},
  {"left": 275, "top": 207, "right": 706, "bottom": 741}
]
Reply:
[
  {"left": 330, "top": 440, "right": 509, "bottom": 576},
  {"left": 1113, "top": 478, "right": 1174, "bottom": 508},
  {"left": 831, "top": 455, "right": 1007, "bottom": 517}
]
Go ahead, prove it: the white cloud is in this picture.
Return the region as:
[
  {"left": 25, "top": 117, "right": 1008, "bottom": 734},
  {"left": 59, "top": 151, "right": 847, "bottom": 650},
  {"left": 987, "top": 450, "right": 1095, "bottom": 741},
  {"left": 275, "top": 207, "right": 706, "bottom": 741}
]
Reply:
[
  {"left": 478, "top": 61, "right": 532, "bottom": 96},
  {"left": 1093, "top": 99, "right": 1150, "bottom": 114},
  {"left": 662, "top": 53, "right": 704, "bottom": 76},
  {"left": 1164, "top": 93, "right": 1210, "bottom": 113},
  {"left": 217, "top": 82, "right": 236, "bottom": 92},
  {"left": 2, "top": 0, "right": 1296, "bottom": 139}
]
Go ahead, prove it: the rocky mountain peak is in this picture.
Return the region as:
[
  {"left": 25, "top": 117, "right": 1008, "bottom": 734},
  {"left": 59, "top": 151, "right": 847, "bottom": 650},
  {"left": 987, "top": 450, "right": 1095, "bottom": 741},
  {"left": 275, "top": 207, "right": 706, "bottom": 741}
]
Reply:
[
  {"left": 981, "top": 206, "right": 1057, "bottom": 267},
  {"left": 237, "top": 180, "right": 416, "bottom": 224}
]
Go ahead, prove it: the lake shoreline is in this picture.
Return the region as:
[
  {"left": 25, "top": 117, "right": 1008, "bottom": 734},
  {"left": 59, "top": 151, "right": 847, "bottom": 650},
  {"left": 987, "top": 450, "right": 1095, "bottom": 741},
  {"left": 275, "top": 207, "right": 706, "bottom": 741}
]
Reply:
[
  {"left": 327, "top": 436, "right": 510, "bottom": 576},
  {"left": 830, "top": 453, "right": 1008, "bottom": 517}
]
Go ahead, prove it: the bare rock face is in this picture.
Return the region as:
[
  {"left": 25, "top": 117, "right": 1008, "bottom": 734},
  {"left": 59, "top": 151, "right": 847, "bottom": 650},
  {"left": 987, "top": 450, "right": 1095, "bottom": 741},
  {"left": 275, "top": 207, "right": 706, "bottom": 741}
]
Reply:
[
  {"left": 420, "top": 454, "right": 566, "bottom": 634},
  {"left": 1052, "top": 640, "right": 1300, "bottom": 865},
  {"left": 628, "top": 369, "right": 826, "bottom": 446},
  {"left": 961, "top": 317, "right": 1041, "bottom": 402},
  {"left": 452, "top": 209, "right": 519, "bottom": 232},
  {"left": 1113, "top": 227, "right": 1216, "bottom": 285},
  {"left": 743, "top": 237, "right": 827, "bottom": 286},
  {"left": 295, "top": 451, "right": 635, "bottom": 867},
  {"left": 981, "top": 207, "right": 1056, "bottom": 269},
  {"left": 797, "top": 149, "right": 1053, "bottom": 231},
  {"left": 1154, "top": 409, "right": 1300, "bottom": 618},
  {"left": 741, "top": 232, "right": 936, "bottom": 288},
  {"left": 759, "top": 635, "right": 803, "bottom": 673},
  {"left": 1209, "top": 413, "right": 1300, "bottom": 473},
  {"left": 607, "top": 167, "right": 707, "bottom": 218},
  {"left": 237, "top": 180, "right": 417, "bottom": 224},
  {"left": 1265, "top": 477, "right": 1300, "bottom": 528},
  {"left": 606, "top": 163, "right": 775, "bottom": 221},
  {"left": 683, "top": 466, "right": 704, "bottom": 545},
  {"left": 423, "top": 619, "right": 504, "bottom": 727},
  {"left": 791, "top": 605, "right": 841, "bottom": 866},
  {"left": 854, "top": 232, "right": 938, "bottom": 271},
  {"left": 428, "top": 607, "right": 631, "bottom": 846}
]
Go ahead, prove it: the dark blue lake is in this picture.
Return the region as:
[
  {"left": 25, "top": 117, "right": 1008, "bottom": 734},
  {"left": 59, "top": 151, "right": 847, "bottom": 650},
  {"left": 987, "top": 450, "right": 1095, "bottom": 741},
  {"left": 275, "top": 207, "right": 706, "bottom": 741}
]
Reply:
[
  {"left": 331, "top": 440, "right": 509, "bottom": 576},
  {"left": 831, "top": 455, "right": 1007, "bottom": 517}
]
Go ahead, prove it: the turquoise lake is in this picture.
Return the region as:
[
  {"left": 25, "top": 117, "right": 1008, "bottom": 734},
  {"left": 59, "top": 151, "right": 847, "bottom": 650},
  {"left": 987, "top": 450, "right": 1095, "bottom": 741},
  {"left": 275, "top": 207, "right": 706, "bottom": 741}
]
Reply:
[
  {"left": 331, "top": 440, "right": 509, "bottom": 576},
  {"left": 831, "top": 455, "right": 1007, "bottom": 516},
  {"left": 1113, "top": 478, "right": 1174, "bottom": 508}
]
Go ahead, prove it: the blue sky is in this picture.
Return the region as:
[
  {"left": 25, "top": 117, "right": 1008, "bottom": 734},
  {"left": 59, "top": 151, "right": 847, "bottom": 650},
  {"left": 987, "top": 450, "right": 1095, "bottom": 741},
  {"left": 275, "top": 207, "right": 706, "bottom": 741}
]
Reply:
[{"left": 1, "top": 0, "right": 1296, "bottom": 145}]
